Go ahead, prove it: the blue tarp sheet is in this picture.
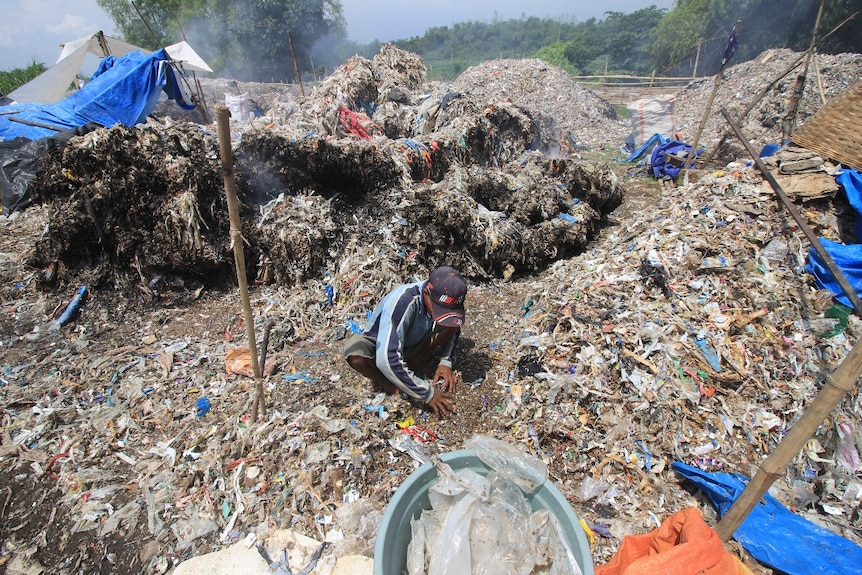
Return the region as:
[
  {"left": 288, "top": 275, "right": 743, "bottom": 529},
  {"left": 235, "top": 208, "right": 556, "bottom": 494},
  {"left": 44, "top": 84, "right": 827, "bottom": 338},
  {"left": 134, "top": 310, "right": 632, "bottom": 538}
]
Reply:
[
  {"left": 0, "top": 48, "right": 194, "bottom": 141},
  {"left": 650, "top": 139, "right": 701, "bottom": 179},
  {"left": 616, "top": 133, "right": 667, "bottom": 164},
  {"left": 673, "top": 462, "right": 862, "bottom": 575},
  {"left": 805, "top": 168, "right": 862, "bottom": 307}
]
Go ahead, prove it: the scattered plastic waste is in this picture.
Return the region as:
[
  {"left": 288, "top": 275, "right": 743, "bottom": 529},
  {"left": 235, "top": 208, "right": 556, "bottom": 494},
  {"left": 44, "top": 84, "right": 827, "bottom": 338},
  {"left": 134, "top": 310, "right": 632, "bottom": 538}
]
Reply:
[
  {"left": 760, "top": 236, "right": 789, "bottom": 263},
  {"left": 693, "top": 334, "right": 722, "bottom": 372},
  {"left": 225, "top": 347, "right": 276, "bottom": 377},
  {"left": 699, "top": 256, "right": 734, "bottom": 270},
  {"left": 196, "top": 397, "right": 211, "bottom": 417},
  {"left": 759, "top": 143, "right": 781, "bottom": 157},
  {"left": 0, "top": 45, "right": 859, "bottom": 575},
  {"left": 464, "top": 434, "right": 547, "bottom": 493},
  {"left": 48, "top": 285, "right": 88, "bottom": 330}
]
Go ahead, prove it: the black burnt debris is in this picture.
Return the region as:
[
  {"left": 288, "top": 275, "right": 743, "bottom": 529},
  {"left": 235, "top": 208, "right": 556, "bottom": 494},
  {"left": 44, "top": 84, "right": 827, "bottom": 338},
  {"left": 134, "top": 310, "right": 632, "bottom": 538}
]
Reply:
[{"left": 27, "top": 46, "right": 626, "bottom": 292}]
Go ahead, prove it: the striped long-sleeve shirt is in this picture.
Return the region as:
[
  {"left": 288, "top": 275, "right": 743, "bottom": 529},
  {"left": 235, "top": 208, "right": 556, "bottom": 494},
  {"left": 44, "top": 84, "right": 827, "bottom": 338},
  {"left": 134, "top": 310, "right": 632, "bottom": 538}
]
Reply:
[{"left": 363, "top": 280, "right": 459, "bottom": 401}]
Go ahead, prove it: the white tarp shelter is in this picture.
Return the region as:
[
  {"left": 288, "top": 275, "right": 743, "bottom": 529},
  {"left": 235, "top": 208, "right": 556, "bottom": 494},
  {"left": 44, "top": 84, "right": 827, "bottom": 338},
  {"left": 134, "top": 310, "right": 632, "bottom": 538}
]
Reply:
[{"left": 8, "top": 31, "right": 212, "bottom": 104}]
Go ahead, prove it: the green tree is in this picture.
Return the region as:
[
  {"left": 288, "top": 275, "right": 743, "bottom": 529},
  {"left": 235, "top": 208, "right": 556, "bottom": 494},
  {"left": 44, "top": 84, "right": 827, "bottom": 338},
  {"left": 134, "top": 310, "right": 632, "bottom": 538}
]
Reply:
[
  {"left": 601, "top": 8, "right": 667, "bottom": 75},
  {"left": 0, "top": 61, "right": 48, "bottom": 96},
  {"left": 535, "top": 41, "right": 578, "bottom": 74},
  {"left": 649, "top": 0, "right": 718, "bottom": 75},
  {"left": 563, "top": 19, "right": 602, "bottom": 73},
  {"left": 96, "top": 0, "right": 347, "bottom": 82}
]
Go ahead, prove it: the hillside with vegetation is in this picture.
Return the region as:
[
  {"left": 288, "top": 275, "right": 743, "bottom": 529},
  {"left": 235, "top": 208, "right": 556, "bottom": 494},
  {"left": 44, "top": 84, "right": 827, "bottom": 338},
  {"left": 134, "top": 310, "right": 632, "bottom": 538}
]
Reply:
[{"left": 3, "top": 1, "right": 861, "bottom": 91}]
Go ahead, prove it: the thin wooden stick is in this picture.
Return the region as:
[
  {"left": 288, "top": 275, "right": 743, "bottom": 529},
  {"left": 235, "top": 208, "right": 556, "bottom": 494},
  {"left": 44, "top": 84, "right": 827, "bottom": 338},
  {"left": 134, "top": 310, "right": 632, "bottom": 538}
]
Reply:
[
  {"left": 215, "top": 106, "right": 262, "bottom": 419},
  {"left": 682, "top": 17, "right": 742, "bottom": 185},
  {"left": 288, "top": 31, "right": 305, "bottom": 97},
  {"left": 7, "top": 117, "right": 63, "bottom": 131},
  {"left": 251, "top": 319, "right": 275, "bottom": 419},
  {"left": 784, "top": 0, "right": 825, "bottom": 140}
]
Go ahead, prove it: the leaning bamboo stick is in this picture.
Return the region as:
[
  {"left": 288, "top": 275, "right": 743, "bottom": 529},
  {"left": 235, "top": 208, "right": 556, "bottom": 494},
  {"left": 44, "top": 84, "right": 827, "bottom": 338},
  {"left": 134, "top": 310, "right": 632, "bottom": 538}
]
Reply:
[
  {"left": 215, "top": 105, "right": 264, "bottom": 421},
  {"left": 682, "top": 18, "right": 742, "bottom": 185},
  {"left": 784, "top": 0, "right": 825, "bottom": 141},
  {"left": 288, "top": 31, "right": 305, "bottom": 97},
  {"left": 716, "top": 337, "right": 862, "bottom": 540}
]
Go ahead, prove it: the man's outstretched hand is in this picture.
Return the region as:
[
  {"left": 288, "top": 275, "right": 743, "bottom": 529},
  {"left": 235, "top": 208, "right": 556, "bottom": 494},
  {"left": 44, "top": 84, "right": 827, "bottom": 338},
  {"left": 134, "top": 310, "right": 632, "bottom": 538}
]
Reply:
[
  {"left": 433, "top": 365, "right": 457, "bottom": 393},
  {"left": 426, "top": 390, "right": 454, "bottom": 417}
]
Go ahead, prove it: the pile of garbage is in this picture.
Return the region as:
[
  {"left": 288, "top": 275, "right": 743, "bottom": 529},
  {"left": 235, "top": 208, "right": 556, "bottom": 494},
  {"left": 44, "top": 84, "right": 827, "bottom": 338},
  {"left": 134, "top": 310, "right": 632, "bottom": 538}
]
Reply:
[
  {"left": 29, "top": 45, "right": 626, "bottom": 291},
  {"left": 673, "top": 48, "right": 862, "bottom": 162},
  {"left": 0, "top": 44, "right": 861, "bottom": 575}
]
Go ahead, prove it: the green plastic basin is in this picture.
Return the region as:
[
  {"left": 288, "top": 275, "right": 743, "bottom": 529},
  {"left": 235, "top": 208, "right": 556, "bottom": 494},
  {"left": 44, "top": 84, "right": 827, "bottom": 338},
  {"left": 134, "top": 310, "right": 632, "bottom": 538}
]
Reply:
[{"left": 373, "top": 448, "right": 594, "bottom": 575}]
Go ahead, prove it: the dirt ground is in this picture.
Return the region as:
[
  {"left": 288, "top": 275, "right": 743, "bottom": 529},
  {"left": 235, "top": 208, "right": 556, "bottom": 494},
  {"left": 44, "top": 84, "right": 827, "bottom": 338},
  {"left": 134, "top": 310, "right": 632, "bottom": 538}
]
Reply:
[{"left": 3, "top": 46, "right": 862, "bottom": 575}]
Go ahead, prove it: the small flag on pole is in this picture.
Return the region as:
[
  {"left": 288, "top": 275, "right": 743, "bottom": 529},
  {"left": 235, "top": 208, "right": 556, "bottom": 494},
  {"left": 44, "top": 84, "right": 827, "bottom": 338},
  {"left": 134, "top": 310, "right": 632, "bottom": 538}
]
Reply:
[{"left": 721, "top": 19, "right": 742, "bottom": 70}]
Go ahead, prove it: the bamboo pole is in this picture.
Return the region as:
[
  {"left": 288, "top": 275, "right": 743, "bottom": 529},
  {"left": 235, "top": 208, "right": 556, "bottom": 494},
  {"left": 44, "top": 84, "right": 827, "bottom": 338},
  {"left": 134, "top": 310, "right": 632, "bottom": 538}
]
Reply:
[
  {"left": 132, "top": 1, "right": 210, "bottom": 123},
  {"left": 96, "top": 30, "right": 112, "bottom": 57},
  {"left": 716, "top": 338, "right": 862, "bottom": 540},
  {"left": 215, "top": 105, "right": 264, "bottom": 421},
  {"left": 288, "top": 31, "right": 305, "bottom": 97},
  {"left": 693, "top": 38, "right": 702, "bottom": 79},
  {"left": 813, "top": 49, "right": 826, "bottom": 105},
  {"left": 784, "top": 0, "right": 825, "bottom": 140},
  {"left": 682, "top": 18, "right": 742, "bottom": 185},
  {"left": 170, "top": 6, "right": 209, "bottom": 124},
  {"left": 722, "top": 107, "right": 862, "bottom": 317},
  {"left": 680, "top": 71, "right": 721, "bottom": 185}
]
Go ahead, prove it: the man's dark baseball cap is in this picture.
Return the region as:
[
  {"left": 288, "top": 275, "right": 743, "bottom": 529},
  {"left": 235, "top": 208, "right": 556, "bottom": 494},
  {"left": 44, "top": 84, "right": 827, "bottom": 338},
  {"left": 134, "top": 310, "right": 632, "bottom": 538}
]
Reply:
[{"left": 426, "top": 266, "right": 467, "bottom": 327}]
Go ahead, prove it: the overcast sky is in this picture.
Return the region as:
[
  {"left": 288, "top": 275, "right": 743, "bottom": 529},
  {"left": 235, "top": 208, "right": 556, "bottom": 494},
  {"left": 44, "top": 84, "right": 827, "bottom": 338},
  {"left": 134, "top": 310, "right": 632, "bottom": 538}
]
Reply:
[{"left": 0, "top": 0, "right": 674, "bottom": 71}]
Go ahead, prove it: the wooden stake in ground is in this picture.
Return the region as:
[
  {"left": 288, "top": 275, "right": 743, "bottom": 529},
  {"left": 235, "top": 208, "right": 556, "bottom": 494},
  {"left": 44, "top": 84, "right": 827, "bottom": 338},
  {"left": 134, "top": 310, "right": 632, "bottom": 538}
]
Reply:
[
  {"left": 215, "top": 105, "right": 265, "bottom": 421},
  {"left": 783, "top": 0, "right": 826, "bottom": 141},
  {"left": 288, "top": 31, "right": 305, "bottom": 97},
  {"left": 682, "top": 18, "right": 742, "bottom": 185}
]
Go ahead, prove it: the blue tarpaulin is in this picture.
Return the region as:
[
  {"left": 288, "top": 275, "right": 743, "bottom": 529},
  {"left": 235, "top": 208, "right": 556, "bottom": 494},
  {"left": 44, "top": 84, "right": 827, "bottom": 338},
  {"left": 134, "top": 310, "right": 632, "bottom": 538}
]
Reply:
[
  {"left": 673, "top": 462, "right": 862, "bottom": 575},
  {"left": 0, "top": 48, "right": 194, "bottom": 141},
  {"left": 616, "top": 133, "right": 668, "bottom": 164},
  {"left": 805, "top": 167, "right": 862, "bottom": 307},
  {"left": 650, "top": 139, "right": 701, "bottom": 179}
]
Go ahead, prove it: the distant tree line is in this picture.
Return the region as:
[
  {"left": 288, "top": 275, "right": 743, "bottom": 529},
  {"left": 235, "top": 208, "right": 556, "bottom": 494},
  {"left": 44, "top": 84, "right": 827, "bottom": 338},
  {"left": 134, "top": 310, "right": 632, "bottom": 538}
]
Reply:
[
  {"left": 405, "top": 0, "right": 862, "bottom": 80},
  {"left": 2, "top": 0, "right": 860, "bottom": 91}
]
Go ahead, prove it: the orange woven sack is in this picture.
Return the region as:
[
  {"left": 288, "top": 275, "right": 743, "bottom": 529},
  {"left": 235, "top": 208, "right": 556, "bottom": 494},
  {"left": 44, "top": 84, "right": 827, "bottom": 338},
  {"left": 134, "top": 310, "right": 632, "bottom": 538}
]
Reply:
[{"left": 595, "top": 507, "right": 754, "bottom": 575}]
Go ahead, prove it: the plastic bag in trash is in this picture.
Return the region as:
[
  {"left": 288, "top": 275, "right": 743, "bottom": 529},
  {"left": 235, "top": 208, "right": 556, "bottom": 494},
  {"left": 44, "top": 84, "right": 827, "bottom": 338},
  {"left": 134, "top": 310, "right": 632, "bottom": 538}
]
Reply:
[
  {"left": 411, "top": 458, "right": 579, "bottom": 575},
  {"left": 463, "top": 434, "right": 548, "bottom": 493}
]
